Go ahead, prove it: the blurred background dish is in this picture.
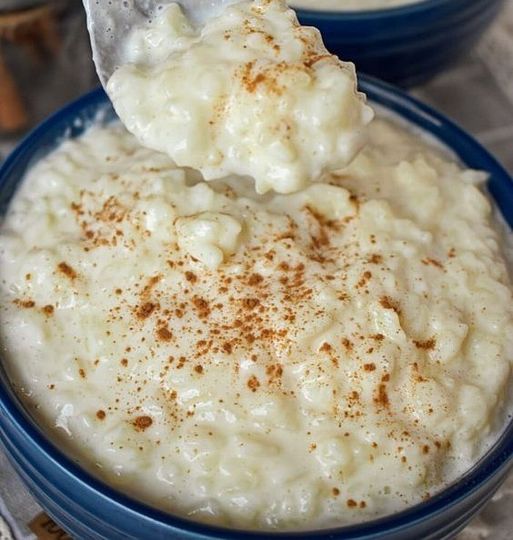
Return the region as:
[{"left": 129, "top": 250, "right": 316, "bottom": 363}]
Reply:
[{"left": 293, "top": 0, "right": 506, "bottom": 87}]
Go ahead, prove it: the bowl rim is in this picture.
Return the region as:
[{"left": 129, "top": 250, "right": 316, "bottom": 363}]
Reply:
[
  {"left": 0, "top": 74, "right": 513, "bottom": 539},
  {"left": 291, "top": 0, "right": 490, "bottom": 18}
]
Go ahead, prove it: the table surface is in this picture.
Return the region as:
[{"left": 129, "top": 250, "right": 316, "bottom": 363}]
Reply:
[{"left": 1, "top": 2, "right": 513, "bottom": 539}]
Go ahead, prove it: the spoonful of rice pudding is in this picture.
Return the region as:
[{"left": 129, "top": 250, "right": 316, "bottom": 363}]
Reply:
[{"left": 84, "top": 0, "right": 373, "bottom": 194}]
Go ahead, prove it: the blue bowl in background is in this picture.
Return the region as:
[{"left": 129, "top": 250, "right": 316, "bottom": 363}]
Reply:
[
  {"left": 0, "top": 77, "right": 513, "bottom": 539},
  {"left": 295, "top": 0, "right": 505, "bottom": 87}
]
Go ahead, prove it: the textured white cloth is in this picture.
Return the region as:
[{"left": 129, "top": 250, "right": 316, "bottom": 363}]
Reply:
[
  {"left": 0, "top": 515, "right": 14, "bottom": 540},
  {"left": 0, "top": 5, "right": 513, "bottom": 540}
]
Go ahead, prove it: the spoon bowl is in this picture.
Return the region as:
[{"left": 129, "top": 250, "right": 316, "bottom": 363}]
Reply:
[{"left": 82, "top": 0, "right": 240, "bottom": 86}]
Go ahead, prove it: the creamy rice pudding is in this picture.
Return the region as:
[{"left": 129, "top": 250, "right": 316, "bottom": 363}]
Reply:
[
  {"left": 107, "top": 0, "right": 373, "bottom": 195},
  {"left": 1, "top": 115, "right": 512, "bottom": 530},
  {"left": 1, "top": 0, "right": 512, "bottom": 532}
]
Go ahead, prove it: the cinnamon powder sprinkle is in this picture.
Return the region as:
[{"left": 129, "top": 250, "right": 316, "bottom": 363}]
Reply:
[
  {"left": 380, "top": 296, "right": 401, "bottom": 314},
  {"left": 242, "top": 298, "right": 260, "bottom": 310},
  {"left": 414, "top": 338, "right": 436, "bottom": 350},
  {"left": 185, "top": 271, "right": 197, "bottom": 283},
  {"left": 136, "top": 302, "right": 157, "bottom": 320},
  {"left": 42, "top": 305, "right": 54, "bottom": 316},
  {"left": 342, "top": 338, "right": 353, "bottom": 352},
  {"left": 57, "top": 261, "right": 77, "bottom": 280},
  {"left": 357, "top": 271, "right": 372, "bottom": 288},
  {"left": 248, "top": 273, "right": 263, "bottom": 286},
  {"left": 367, "top": 254, "right": 383, "bottom": 264},
  {"left": 192, "top": 296, "right": 211, "bottom": 318},
  {"left": 156, "top": 326, "right": 173, "bottom": 342},
  {"left": 247, "top": 375, "right": 260, "bottom": 392},
  {"left": 422, "top": 258, "right": 444, "bottom": 269},
  {"left": 374, "top": 384, "right": 389, "bottom": 408},
  {"left": 133, "top": 415, "right": 153, "bottom": 432},
  {"left": 266, "top": 364, "right": 283, "bottom": 379},
  {"left": 14, "top": 299, "right": 35, "bottom": 309}
]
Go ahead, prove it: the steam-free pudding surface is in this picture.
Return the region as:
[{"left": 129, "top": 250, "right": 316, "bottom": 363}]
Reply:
[
  {"left": 1, "top": 116, "right": 512, "bottom": 530},
  {"left": 107, "top": 0, "right": 372, "bottom": 195}
]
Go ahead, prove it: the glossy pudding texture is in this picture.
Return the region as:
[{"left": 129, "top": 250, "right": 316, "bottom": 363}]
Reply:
[
  {"left": 1, "top": 0, "right": 513, "bottom": 533},
  {"left": 107, "top": 0, "right": 373, "bottom": 195},
  {"left": 1, "top": 116, "right": 512, "bottom": 530}
]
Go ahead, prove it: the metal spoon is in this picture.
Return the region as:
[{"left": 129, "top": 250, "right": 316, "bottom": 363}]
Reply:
[{"left": 83, "top": 0, "right": 241, "bottom": 87}]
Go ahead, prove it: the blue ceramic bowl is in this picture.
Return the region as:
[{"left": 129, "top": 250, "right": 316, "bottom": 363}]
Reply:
[
  {"left": 0, "top": 77, "right": 513, "bottom": 540},
  {"left": 295, "top": 0, "right": 505, "bottom": 87}
]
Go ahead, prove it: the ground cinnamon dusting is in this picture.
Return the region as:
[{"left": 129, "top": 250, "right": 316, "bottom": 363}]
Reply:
[
  {"left": 379, "top": 296, "right": 401, "bottom": 314},
  {"left": 357, "top": 271, "right": 372, "bottom": 288},
  {"left": 422, "top": 258, "right": 444, "bottom": 269},
  {"left": 136, "top": 302, "right": 157, "bottom": 320},
  {"left": 374, "top": 384, "right": 389, "bottom": 408},
  {"left": 185, "top": 271, "right": 197, "bottom": 283},
  {"left": 57, "top": 262, "right": 77, "bottom": 280},
  {"left": 414, "top": 338, "right": 436, "bottom": 350},
  {"left": 248, "top": 273, "right": 263, "bottom": 286},
  {"left": 42, "top": 305, "right": 54, "bottom": 316},
  {"left": 242, "top": 297, "right": 260, "bottom": 310},
  {"left": 320, "top": 342, "right": 332, "bottom": 352},
  {"left": 14, "top": 299, "right": 35, "bottom": 309},
  {"left": 133, "top": 415, "right": 153, "bottom": 432},
  {"left": 247, "top": 375, "right": 260, "bottom": 392},
  {"left": 156, "top": 326, "right": 173, "bottom": 341},
  {"left": 192, "top": 296, "right": 211, "bottom": 318},
  {"left": 367, "top": 254, "right": 383, "bottom": 264},
  {"left": 342, "top": 338, "right": 353, "bottom": 352}
]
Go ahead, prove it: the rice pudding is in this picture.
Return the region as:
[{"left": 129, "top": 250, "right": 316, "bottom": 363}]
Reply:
[
  {"left": 107, "top": 0, "right": 373, "bottom": 195},
  {"left": 1, "top": 115, "right": 512, "bottom": 530}
]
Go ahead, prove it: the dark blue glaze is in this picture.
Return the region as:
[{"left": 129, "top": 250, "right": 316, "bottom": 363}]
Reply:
[
  {"left": 295, "top": 0, "right": 505, "bottom": 87},
  {"left": 0, "top": 77, "right": 512, "bottom": 539}
]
